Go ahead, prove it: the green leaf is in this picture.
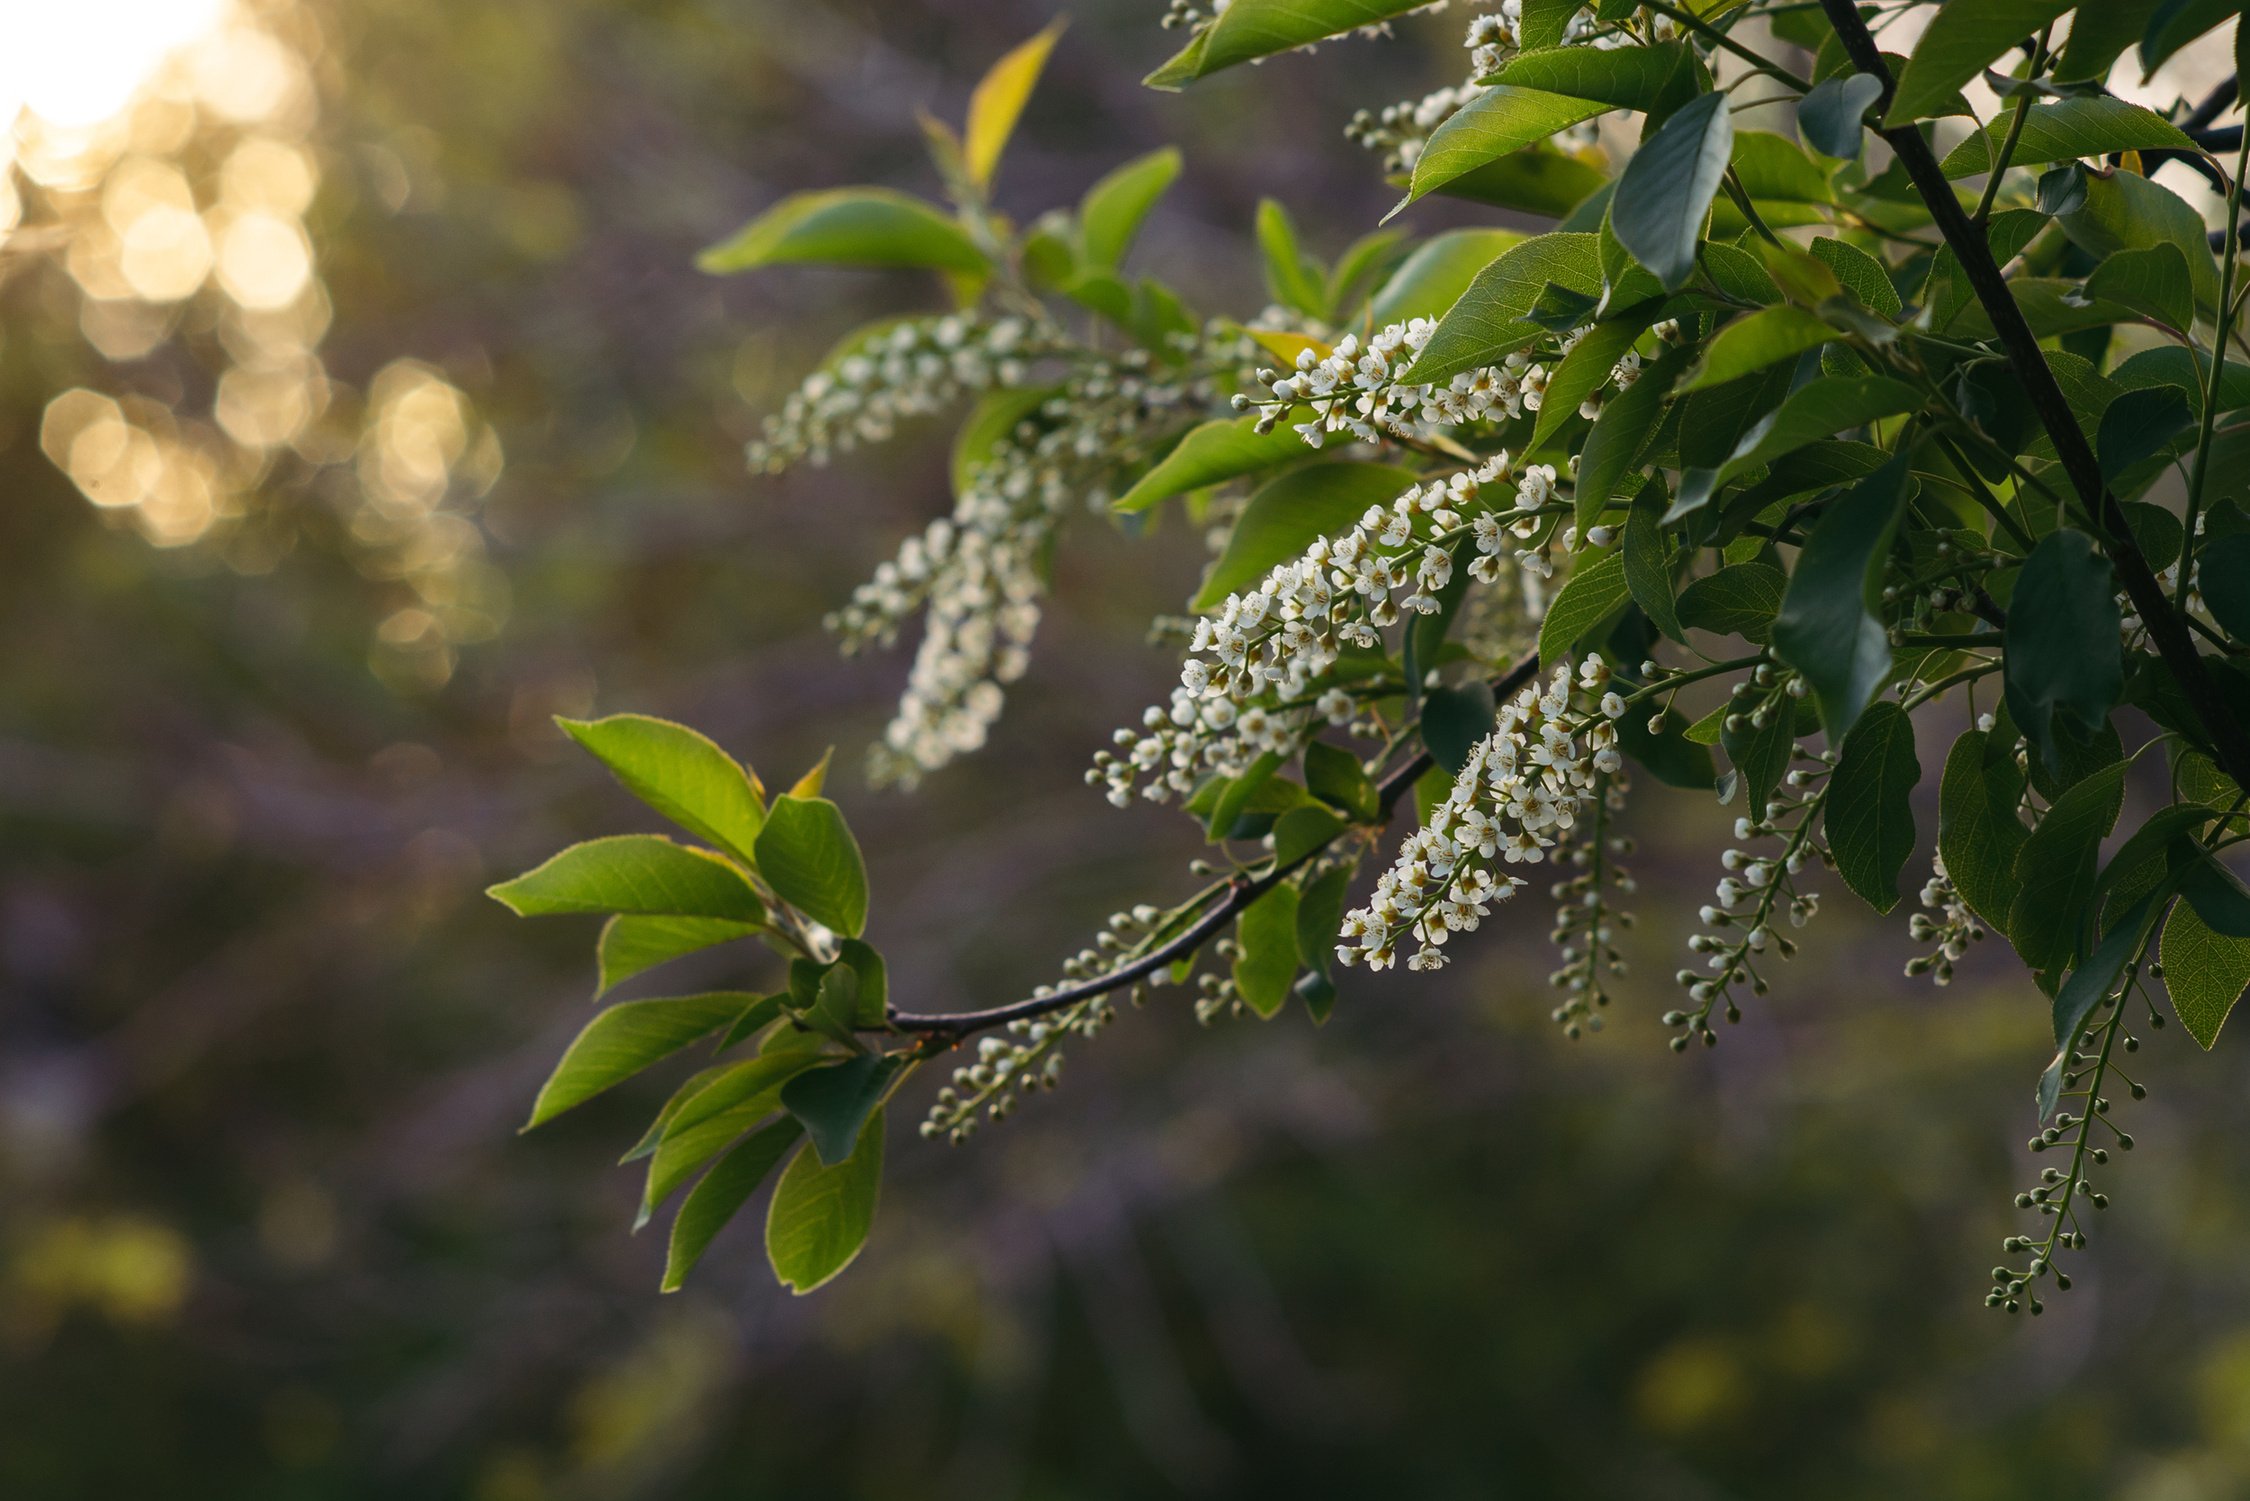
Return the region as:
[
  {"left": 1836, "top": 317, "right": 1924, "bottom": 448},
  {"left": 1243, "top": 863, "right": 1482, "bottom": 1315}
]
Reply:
[
  {"left": 1305, "top": 740, "right": 1379, "bottom": 821},
  {"left": 963, "top": 21, "right": 1064, "bottom": 191},
  {"left": 1885, "top": 0, "right": 2076, "bottom": 125},
  {"left": 1809, "top": 237, "right": 1901, "bottom": 320},
  {"left": 1114, "top": 417, "right": 1310, "bottom": 514},
  {"left": 1364, "top": 229, "right": 1523, "bottom": 327},
  {"left": 1432, "top": 147, "right": 1609, "bottom": 218},
  {"left": 1622, "top": 480, "right": 1682, "bottom": 642},
  {"left": 2057, "top": 169, "right": 2221, "bottom": 316},
  {"left": 1147, "top": 0, "right": 1433, "bottom": 86},
  {"left": 1937, "top": 729, "right": 2028, "bottom": 937},
  {"left": 1421, "top": 682, "right": 1497, "bottom": 773},
  {"left": 637, "top": 1059, "right": 805, "bottom": 1225},
  {"left": 1531, "top": 317, "right": 1648, "bottom": 454},
  {"left": 2004, "top": 530, "right": 2123, "bottom": 777},
  {"left": 2163, "top": 897, "right": 2250, "bottom": 1048},
  {"left": 1539, "top": 548, "right": 1631, "bottom": 668},
  {"left": 1397, "top": 87, "right": 1608, "bottom": 212},
  {"left": 1674, "top": 375, "right": 1922, "bottom": 519},
  {"left": 754, "top": 797, "right": 870, "bottom": 937},
  {"left": 2081, "top": 242, "right": 2196, "bottom": 335},
  {"left": 1491, "top": 42, "right": 1701, "bottom": 112},
  {"left": 2199, "top": 534, "right": 2250, "bottom": 637},
  {"left": 1397, "top": 232, "right": 1601, "bottom": 385},
  {"left": 1938, "top": 97, "right": 2198, "bottom": 178},
  {"left": 697, "top": 189, "right": 987, "bottom": 275},
  {"left": 766, "top": 1112, "right": 885, "bottom": 1294},
  {"left": 1609, "top": 90, "right": 1732, "bottom": 292},
  {"left": 1731, "top": 132, "right": 1835, "bottom": 206},
  {"left": 2098, "top": 386, "right": 2196, "bottom": 483},
  {"left": 1233, "top": 882, "right": 1303, "bottom": 1019},
  {"left": 1256, "top": 199, "right": 1328, "bottom": 317},
  {"left": 1193, "top": 462, "right": 1413, "bottom": 610},
  {"left": 2046, "top": 890, "right": 2163, "bottom": 1114},
  {"left": 2110, "top": 347, "right": 2250, "bottom": 418},
  {"left": 489, "top": 835, "right": 765, "bottom": 921},
  {"left": 1824, "top": 701, "right": 1920, "bottom": 914},
  {"left": 2055, "top": 0, "right": 2163, "bottom": 79},
  {"left": 559, "top": 714, "right": 766, "bottom": 864},
  {"left": 1295, "top": 860, "right": 1356, "bottom": 980},
  {"left": 1681, "top": 306, "right": 1840, "bottom": 393},
  {"left": 2008, "top": 761, "right": 2128, "bottom": 972},
  {"left": 1677, "top": 562, "right": 1786, "bottom": 643},
  {"left": 1797, "top": 72, "right": 1882, "bottom": 160},
  {"left": 2143, "top": 0, "right": 2240, "bottom": 72},
  {"left": 1770, "top": 451, "right": 1910, "bottom": 742},
  {"left": 597, "top": 915, "right": 761, "bottom": 998},
  {"left": 781, "top": 1053, "right": 904, "bottom": 1166},
  {"left": 1273, "top": 804, "right": 1349, "bottom": 865},
  {"left": 1576, "top": 343, "right": 1690, "bottom": 526},
  {"left": 1079, "top": 148, "right": 1181, "bottom": 268},
  {"left": 527, "top": 993, "right": 761, "bottom": 1129},
  {"left": 1517, "top": 0, "right": 1581, "bottom": 51},
  {"left": 662, "top": 1118, "right": 803, "bottom": 1292},
  {"left": 1721, "top": 695, "right": 1797, "bottom": 821},
  {"left": 952, "top": 387, "right": 1055, "bottom": 494}
]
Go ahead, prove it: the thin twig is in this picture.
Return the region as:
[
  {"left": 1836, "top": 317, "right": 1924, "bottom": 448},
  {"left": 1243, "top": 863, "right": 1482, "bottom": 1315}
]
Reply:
[{"left": 885, "top": 656, "right": 1543, "bottom": 1038}]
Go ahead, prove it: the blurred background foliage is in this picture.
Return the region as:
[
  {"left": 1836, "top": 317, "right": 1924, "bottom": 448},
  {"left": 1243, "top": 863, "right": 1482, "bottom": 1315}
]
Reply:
[{"left": 6, "top": 1, "right": 2250, "bottom": 1496}]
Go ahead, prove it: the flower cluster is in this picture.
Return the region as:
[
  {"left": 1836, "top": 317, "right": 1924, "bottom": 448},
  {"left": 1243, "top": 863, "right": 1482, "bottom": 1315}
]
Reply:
[
  {"left": 1237, "top": 320, "right": 1532, "bottom": 447},
  {"left": 747, "top": 315, "right": 1046, "bottom": 473},
  {"left": 1906, "top": 851, "right": 1981, "bottom": 985},
  {"left": 1546, "top": 775, "right": 1634, "bottom": 1037},
  {"left": 838, "top": 356, "right": 1209, "bottom": 785},
  {"left": 1336, "top": 658, "right": 1627, "bottom": 972},
  {"left": 1094, "top": 453, "right": 1567, "bottom": 807},
  {"left": 1667, "top": 749, "right": 1830, "bottom": 1048}
]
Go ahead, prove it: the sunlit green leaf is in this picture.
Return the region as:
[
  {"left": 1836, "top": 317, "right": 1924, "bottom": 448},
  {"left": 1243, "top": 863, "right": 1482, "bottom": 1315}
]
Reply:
[
  {"left": 489, "top": 836, "right": 764, "bottom": 921},
  {"left": 1194, "top": 462, "right": 1413, "bottom": 609},
  {"left": 754, "top": 797, "right": 869, "bottom": 937},
  {"left": 597, "top": 915, "right": 761, "bottom": 998},
  {"left": 1885, "top": 0, "right": 2076, "bottom": 124},
  {"left": 526, "top": 993, "right": 762, "bottom": 1129},
  {"left": 662, "top": 1118, "right": 803, "bottom": 1292},
  {"left": 766, "top": 1110, "right": 885, "bottom": 1294},
  {"left": 697, "top": 188, "right": 987, "bottom": 275}
]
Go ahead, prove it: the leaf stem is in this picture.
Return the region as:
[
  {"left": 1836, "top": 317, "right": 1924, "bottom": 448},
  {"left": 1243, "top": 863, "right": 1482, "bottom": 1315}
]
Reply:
[{"left": 2179, "top": 123, "right": 2250, "bottom": 612}]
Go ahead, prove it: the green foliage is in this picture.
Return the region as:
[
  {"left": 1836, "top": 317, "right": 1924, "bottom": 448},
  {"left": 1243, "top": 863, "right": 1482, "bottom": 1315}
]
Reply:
[{"left": 492, "top": 6, "right": 2250, "bottom": 1317}]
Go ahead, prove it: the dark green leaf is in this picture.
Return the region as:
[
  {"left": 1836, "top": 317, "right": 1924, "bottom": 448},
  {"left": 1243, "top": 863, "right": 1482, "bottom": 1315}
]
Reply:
[
  {"left": 1575, "top": 344, "right": 1689, "bottom": 528},
  {"left": 1622, "top": 480, "right": 1682, "bottom": 642},
  {"left": 2197, "top": 534, "right": 2250, "bottom": 637},
  {"left": 781, "top": 1053, "right": 904, "bottom": 1166},
  {"left": 1771, "top": 450, "right": 1910, "bottom": 742},
  {"left": 2008, "top": 761, "right": 2128, "bottom": 972},
  {"left": 1677, "top": 562, "right": 1787, "bottom": 642},
  {"left": 2044, "top": 891, "right": 2162, "bottom": 1116},
  {"left": 1296, "top": 860, "right": 1356, "bottom": 981},
  {"left": 2082, "top": 243, "right": 2196, "bottom": 336},
  {"left": 2004, "top": 530, "right": 2123, "bottom": 776},
  {"left": 1531, "top": 317, "right": 1649, "bottom": 453},
  {"left": 1937, "top": 729, "right": 2028, "bottom": 936},
  {"left": 1421, "top": 682, "right": 1497, "bottom": 774},
  {"left": 1610, "top": 91, "right": 1732, "bottom": 291},
  {"left": 1798, "top": 72, "right": 1882, "bottom": 159},
  {"left": 1885, "top": 0, "right": 2076, "bottom": 125},
  {"left": 2097, "top": 386, "right": 2195, "bottom": 483},
  {"left": 1721, "top": 696, "right": 1797, "bottom": 822},
  {"left": 1824, "top": 701, "right": 1920, "bottom": 913},
  {"left": 1304, "top": 740, "right": 1379, "bottom": 821}
]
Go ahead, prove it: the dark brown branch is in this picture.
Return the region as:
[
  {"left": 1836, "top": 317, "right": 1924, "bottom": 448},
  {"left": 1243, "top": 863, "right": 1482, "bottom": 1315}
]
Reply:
[
  {"left": 1817, "top": 0, "right": 2250, "bottom": 789},
  {"left": 885, "top": 655, "right": 1543, "bottom": 1039}
]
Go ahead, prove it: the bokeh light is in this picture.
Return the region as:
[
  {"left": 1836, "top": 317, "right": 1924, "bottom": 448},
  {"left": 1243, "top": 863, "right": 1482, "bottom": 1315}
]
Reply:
[{"left": 3, "top": 0, "right": 504, "bottom": 675}]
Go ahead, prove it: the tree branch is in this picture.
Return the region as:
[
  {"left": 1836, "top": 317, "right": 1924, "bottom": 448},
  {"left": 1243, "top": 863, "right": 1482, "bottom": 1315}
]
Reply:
[
  {"left": 1816, "top": 0, "right": 2250, "bottom": 790},
  {"left": 886, "top": 655, "right": 1543, "bottom": 1039}
]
